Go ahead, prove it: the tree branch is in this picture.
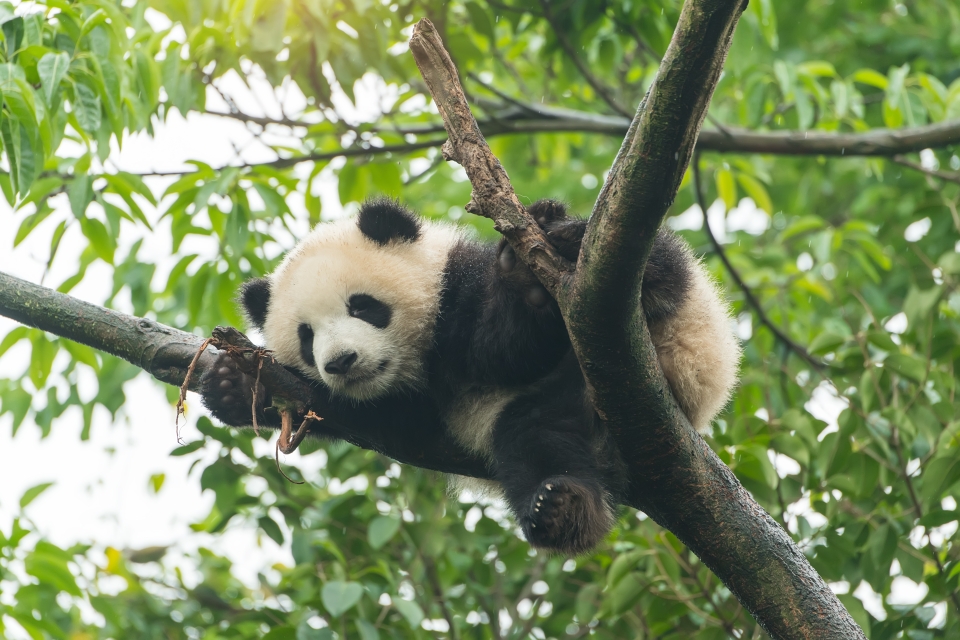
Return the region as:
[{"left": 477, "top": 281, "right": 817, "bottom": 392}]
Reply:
[
  {"left": 0, "top": 271, "right": 488, "bottom": 478},
  {"left": 406, "top": 0, "right": 864, "bottom": 637},
  {"left": 132, "top": 106, "right": 960, "bottom": 181},
  {"left": 892, "top": 154, "right": 960, "bottom": 185},
  {"left": 408, "top": 18, "right": 571, "bottom": 298}
]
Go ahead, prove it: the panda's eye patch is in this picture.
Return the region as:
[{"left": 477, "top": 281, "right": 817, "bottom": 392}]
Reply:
[
  {"left": 348, "top": 294, "right": 392, "bottom": 329},
  {"left": 297, "top": 323, "right": 316, "bottom": 367}
]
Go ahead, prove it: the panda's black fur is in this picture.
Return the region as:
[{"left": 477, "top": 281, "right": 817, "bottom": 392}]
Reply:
[{"left": 201, "top": 199, "right": 739, "bottom": 555}]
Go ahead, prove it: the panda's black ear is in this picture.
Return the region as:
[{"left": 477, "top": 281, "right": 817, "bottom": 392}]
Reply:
[
  {"left": 357, "top": 198, "right": 422, "bottom": 245},
  {"left": 240, "top": 278, "right": 271, "bottom": 330}
]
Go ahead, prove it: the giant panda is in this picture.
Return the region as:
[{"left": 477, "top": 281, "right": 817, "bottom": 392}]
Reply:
[{"left": 200, "top": 198, "right": 741, "bottom": 554}]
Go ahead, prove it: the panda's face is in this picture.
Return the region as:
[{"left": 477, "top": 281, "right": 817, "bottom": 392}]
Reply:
[{"left": 243, "top": 200, "right": 460, "bottom": 401}]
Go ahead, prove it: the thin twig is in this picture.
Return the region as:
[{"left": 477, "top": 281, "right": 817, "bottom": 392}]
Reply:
[
  {"left": 889, "top": 423, "right": 960, "bottom": 614},
  {"left": 251, "top": 354, "right": 264, "bottom": 436},
  {"left": 892, "top": 154, "right": 960, "bottom": 185},
  {"left": 131, "top": 139, "right": 442, "bottom": 177},
  {"left": 537, "top": 0, "right": 632, "bottom": 118},
  {"left": 176, "top": 337, "right": 214, "bottom": 442},
  {"left": 692, "top": 155, "right": 825, "bottom": 372}
]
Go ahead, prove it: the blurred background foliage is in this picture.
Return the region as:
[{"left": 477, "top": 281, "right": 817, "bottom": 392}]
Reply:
[{"left": 1, "top": 0, "right": 960, "bottom": 637}]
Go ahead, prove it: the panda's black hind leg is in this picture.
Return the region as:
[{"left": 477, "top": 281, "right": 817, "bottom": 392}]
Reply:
[{"left": 520, "top": 475, "right": 614, "bottom": 555}]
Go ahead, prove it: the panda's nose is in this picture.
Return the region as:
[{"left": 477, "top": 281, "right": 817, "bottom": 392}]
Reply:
[{"left": 324, "top": 351, "right": 358, "bottom": 375}]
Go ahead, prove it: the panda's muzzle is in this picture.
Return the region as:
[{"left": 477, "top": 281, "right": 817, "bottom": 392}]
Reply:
[{"left": 324, "top": 351, "right": 358, "bottom": 375}]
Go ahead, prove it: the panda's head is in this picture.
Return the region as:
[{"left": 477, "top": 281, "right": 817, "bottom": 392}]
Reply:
[{"left": 241, "top": 199, "right": 461, "bottom": 401}]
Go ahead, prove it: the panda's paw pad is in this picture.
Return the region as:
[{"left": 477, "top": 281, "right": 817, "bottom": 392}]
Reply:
[
  {"left": 200, "top": 353, "right": 261, "bottom": 427},
  {"left": 523, "top": 476, "right": 612, "bottom": 555}
]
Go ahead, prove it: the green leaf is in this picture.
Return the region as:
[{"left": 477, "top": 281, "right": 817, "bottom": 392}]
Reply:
[
  {"left": 80, "top": 217, "right": 116, "bottom": 263},
  {"left": 808, "top": 331, "right": 846, "bottom": 355},
  {"left": 749, "top": 0, "right": 778, "bottom": 50},
  {"left": 25, "top": 544, "right": 81, "bottom": 596},
  {"left": 865, "top": 330, "right": 898, "bottom": 352},
  {"left": 28, "top": 331, "right": 58, "bottom": 388},
  {"left": 778, "top": 215, "right": 825, "bottom": 242},
  {"left": 869, "top": 523, "right": 897, "bottom": 569},
  {"left": 884, "top": 353, "right": 926, "bottom": 383},
  {"left": 920, "top": 457, "right": 960, "bottom": 504},
  {"left": 465, "top": 2, "right": 495, "bottom": 42},
  {"left": 296, "top": 623, "right": 334, "bottom": 640},
  {"left": 259, "top": 515, "right": 285, "bottom": 545},
  {"left": 20, "top": 482, "right": 54, "bottom": 509},
  {"left": 903, "top": 285, "right": 941, "bottom": 328},
  {"left": 851, "top": 68, "right": 888, "bottom": 89},
  {"left": 73, "top": 83, "right": 102, "bottom": 134},
  {"left": 391, "top": 598, "right": 424, "bottom": 628},
  {"left": 601, "top": 572, "right": 646, "bottom": 616},
  {"left": 797, "top": 61, "right": 836, "bottom": 78},
  {"left": 919, "top": 510, "right": 958, "bottom": 528},
  {"left": 607, "top": 548, "right": 645, "bottom": 588},
  {"left": 37, "top": 52, "right": 70, "bottom": 105},
  {"left": 356, "top": 619, "right": 380, "bottom": 640},
  {"left": 0, "top": 325, "right": 27, "bottom": 358},
  {"left": 170, "top": 440, "right": 204, "bottom": 456},
  {"left": 321, "top": 580, "right": 363, "bottom": 617},
  {"left": 735, "top": 173, "right": 773, "bottom": 214},
  {"left": 715, "top": 167, "right": 737, "bottom": 210},
  {"left": 149, "top": 474, "right": 165, "bottom": 494},
  {"left": 367, "top": 515, "right": 400, "bottom": 550}
]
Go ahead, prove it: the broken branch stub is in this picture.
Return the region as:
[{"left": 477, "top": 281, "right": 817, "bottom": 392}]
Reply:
[{"left": 408, "top": 18, "right": 572, "bottom": 298}]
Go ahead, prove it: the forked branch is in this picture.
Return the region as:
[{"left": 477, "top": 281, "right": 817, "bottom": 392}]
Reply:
[
  {"left": 408, "top": 18, "right": 572, "bottom": 298},
  {"left": 408, "top": 2, "right": 865, "bottom": 638}
]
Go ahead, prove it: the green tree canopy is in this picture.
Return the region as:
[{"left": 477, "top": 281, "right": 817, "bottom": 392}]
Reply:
[{"left": 2, "top": 0, "right": 960, "bottom": 638}]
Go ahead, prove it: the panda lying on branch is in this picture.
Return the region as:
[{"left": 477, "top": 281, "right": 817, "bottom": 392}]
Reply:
[{"left": 201, "top": 199, "right": 740, "bottom": 554}]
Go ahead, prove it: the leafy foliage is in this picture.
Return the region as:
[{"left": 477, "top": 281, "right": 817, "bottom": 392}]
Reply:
[{"left": 1, "top": 0, "right": 960, "bottom": 638}]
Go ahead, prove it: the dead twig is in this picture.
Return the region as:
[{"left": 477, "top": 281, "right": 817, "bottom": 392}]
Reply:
[
  {"left": 251, "top": 353, "right": 265, "bottom": 436},
  {"left": 274, "top": 410, "right": 323, "bottom": 484},
  {"left": 176, "top": 337, "right": 214, "bottom": 442},
  {"left": 408, "top": 18, "right": 571, "bottom": 300}
]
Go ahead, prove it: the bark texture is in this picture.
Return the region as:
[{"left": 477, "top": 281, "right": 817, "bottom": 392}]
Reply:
[{"left": 409, "top": 20, "right": 572, "bottom": 298}]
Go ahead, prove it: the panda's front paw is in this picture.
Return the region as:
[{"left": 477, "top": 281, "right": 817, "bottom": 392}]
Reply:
[
  {"left": 521, "top": 476, "right": 615, "bottom": 555},
  {"left": 200, "top": 352, "right": 267, "bottom": 427},
  {"left": 543, "top": 219, "right": 587, "bottom": 262}
]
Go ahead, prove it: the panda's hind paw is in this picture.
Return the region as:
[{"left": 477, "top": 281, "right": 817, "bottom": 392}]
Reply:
[{"left": 522, "top": 476, "right": 614, "bottom": 555}]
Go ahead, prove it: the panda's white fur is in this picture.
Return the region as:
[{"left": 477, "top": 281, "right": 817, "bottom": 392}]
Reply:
[
  {"left": 650, "top": 253, "right": 742, "bottom": 431},
  {"left": 261, "top": 217, "right": 463, "bottom": 401}
]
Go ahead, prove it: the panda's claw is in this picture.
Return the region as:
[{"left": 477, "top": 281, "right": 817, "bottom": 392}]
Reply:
[{"left": 522, "top": 475, "right": 614, "bottom": 556}]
